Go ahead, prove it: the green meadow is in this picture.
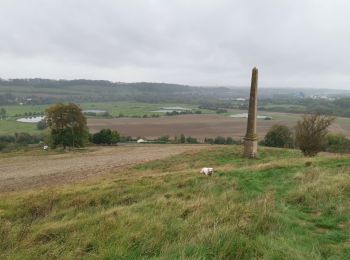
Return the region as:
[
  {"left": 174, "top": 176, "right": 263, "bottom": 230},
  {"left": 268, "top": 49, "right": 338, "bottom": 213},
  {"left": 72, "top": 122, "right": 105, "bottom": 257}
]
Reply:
[
  {"left": 0, "top": 101, "right": 212, "bottom": 135},
  {"left": 1, "top": 102, "right": 205, "bottom": 117},
  {"left": 1, "top": 146, "right": 350, "bottom": 259},
  {"left": 0, "top": 119, "right": 41, "bottom": 135}
]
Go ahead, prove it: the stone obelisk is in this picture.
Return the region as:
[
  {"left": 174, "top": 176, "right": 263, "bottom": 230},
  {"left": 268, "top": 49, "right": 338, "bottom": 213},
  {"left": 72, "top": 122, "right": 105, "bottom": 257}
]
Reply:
[{"left": 243, "top": 67, "right": 258, "bottom": 158}]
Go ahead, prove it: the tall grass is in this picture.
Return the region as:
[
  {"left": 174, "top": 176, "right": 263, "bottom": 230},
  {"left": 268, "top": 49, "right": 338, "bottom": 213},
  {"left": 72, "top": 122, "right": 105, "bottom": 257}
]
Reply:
[{"left": 0, "top": 146, "right": 350, "bottom": 259}]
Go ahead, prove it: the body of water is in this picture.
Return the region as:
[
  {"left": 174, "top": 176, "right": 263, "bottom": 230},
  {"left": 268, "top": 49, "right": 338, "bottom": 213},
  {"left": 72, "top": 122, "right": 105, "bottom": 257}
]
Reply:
[
  {"left": 230, "top": 113, "right": 272, "bottom": 120},
  {"left": 16, "top": 116, "right": 45, "bottom": 123},
  {"left": 83, "top": 109, "right": 107, "bottom": 114},
  {"left": 152, "top": 106, "right": 191, "bottom": 113}
]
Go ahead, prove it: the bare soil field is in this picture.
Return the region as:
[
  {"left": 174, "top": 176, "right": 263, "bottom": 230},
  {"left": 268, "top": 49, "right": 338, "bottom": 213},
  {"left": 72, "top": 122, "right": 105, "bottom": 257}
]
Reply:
[
  {"left": 88, "top": 114, "right": 350, "bottom": 139},
  {"left": 0, "top": 144, "right": 209, "bottom": 193}
]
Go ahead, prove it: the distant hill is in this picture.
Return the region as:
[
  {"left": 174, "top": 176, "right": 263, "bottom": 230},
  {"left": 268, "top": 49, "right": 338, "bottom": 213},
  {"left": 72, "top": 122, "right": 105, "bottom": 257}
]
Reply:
[
  {"left": 1, "top": 78, "right": 350, "bottom": 107},
  {"left": 0, "top": 78, "right": 246, "bottom": 104}
]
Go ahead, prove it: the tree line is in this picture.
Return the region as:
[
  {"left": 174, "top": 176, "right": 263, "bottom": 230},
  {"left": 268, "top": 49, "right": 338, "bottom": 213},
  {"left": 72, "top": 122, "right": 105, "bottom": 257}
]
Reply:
[{"left": 260, "top": 114, "right": 350, "bottom": 155}]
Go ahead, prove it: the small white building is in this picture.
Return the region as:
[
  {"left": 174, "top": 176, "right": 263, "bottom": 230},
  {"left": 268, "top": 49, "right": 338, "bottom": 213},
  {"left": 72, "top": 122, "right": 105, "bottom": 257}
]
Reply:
[{"left": 137, "top": 139, "right": 148, "bottom": 143}]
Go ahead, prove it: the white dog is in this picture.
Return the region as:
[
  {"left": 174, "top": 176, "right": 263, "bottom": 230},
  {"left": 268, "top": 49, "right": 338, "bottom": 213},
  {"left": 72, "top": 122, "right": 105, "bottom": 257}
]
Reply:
[{"left": 200, "top": 167, "right": 214, "bottom": 176}]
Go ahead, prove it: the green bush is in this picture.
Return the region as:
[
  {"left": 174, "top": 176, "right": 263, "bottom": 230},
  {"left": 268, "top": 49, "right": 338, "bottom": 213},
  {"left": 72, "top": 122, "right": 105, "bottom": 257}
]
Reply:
[
  {"left": 186, "top": 136, "right": 198, "bottom": 144},
  {"left": 295, "top": 114, "right": 335, "bottom": 156},
  {"left": 226, "top": 137, "right": 237, "bottom": 145},
  {"left": 174, "top": 134, "right": 186, "bottom": 144},
  {"left": 37, "top": 120, "right": 48, "bottom": 130},
  {"left": 326, "top": 134, "right": 350, "bottom": 153},
  {"left": 214, "top": 136, "right": 226, "bottom": 144},
  {"left": 0, "top": 133, "right": 44, "bottom": 151},
  {"left": 262, "top": 125, "right": 294, "bottom": 148},
  {"left": 204, "top": 137, "right": 214, "bottom": 144},
  {"left": 92, "top": 129, "right": 120, "bottom": 145},
  {"left": 157, "top": 136, "right": 170, "bottom": 143}
]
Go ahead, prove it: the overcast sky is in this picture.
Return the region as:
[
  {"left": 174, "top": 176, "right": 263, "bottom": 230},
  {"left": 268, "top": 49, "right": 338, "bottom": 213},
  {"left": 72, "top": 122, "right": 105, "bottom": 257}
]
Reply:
[{"left": 0, "top": 0, "right": 350, "bottom": 89}]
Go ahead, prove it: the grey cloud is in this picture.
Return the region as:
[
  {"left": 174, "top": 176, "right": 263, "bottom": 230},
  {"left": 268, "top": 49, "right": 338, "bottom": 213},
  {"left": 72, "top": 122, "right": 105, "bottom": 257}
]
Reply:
[{"left": 0, "top": 0, "right": 350, "bottom": 88}]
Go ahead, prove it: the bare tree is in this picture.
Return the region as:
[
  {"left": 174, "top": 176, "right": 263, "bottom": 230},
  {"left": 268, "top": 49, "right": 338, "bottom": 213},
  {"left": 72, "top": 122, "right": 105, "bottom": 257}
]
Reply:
[{"left": 295, "top": 114, "right": 335, "bottom": 156}]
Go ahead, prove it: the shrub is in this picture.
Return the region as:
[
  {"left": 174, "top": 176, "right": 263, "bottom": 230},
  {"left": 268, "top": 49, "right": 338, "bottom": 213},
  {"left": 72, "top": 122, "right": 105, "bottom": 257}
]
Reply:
[
  {"left": 186, "top": 136, "right": 198, "bottom": 144},
  {"left": 37, "top": 120, "right": 48, "bottom": 130},
  {"left": 157, "top": 136, "right": 170, "bottom": 143},
  {"left": 0, "top": 108, "right": 6, "bottom": 119},
  {"left": 204, "top": 137, "right": 214, "bottom": 144},
  {"left": 214, "top": 136, "right": 226, "bottom": 144},
  {"left": 226, "top": 137, "right": 236, "bottom": 145},
  {"left": 101, "top": 112, "right": 111, "bottom": 118},
  {"left": 326, "top": 134, "right": 350, "bottom": 153},
  {"left": 0, "top": 135, "right": 15, "bottom": 143},
  {"left": 179, "top": 134, "right": 185, "bottom": 143},
  {"left": 92, "top": 129, "right": 120, "bottom": 145},
  {"left": 262, "top": 125, "right": 294, "bottom": 148},
  {"left": 0, "top": 133, "right": 44, "bottom": 151},
  {"left": 15, "top": 133, "right": 43, "bottom": 145},
  {"left": 295, "top": 114, "right": 335, "bottom": 156},
  {"left": 216, "top": 109, "right": 227, "bottom": 114},
  {"left": 120, "top": 136, "right": 133, "bottom": 142}
]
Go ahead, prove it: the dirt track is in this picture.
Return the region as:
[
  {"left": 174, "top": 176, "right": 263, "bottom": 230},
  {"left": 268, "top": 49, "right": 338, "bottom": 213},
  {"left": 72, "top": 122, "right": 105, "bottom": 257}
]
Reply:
[{"left": 0, "top": 144, "right": 209, "bottom": 193}]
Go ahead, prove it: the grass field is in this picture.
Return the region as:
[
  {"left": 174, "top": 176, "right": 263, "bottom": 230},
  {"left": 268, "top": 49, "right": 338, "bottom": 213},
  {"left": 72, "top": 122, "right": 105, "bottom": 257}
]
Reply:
[
  {"left": 0, "top": 119, "right": 41, "bottom": 135},
  {"left": 1, "top": 145, "right": 350, "bottom": 258},
  {"left": 0, "top": 102, "right": 208, "bottom": 117},
  {"left": 0, "top": 101, "right": 210, "bottom": 135}
]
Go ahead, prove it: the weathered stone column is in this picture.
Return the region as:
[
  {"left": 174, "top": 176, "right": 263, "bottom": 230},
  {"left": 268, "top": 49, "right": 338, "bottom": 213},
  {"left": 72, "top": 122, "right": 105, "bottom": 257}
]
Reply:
[{"left": 243, "top": 67, "right": 258, "bottom": 158}]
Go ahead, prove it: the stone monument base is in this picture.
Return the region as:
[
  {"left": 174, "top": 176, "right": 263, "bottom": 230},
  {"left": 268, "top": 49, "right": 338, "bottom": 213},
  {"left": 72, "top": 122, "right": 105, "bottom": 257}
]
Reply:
[{"left": 243, "top": 139, "right": 258, "bottom": 158}]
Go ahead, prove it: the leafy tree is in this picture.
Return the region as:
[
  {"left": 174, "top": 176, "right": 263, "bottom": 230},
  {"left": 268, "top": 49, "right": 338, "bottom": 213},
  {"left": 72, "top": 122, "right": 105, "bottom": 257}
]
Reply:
[
  {"left": 0, "top": 108, "right": 6, "bottom": 119},
  {"left": 186, "top": 136, "right": 198, "bottom": 144},
  {"left": 120, "top": 135, "right": 133, "bottom": 142},
  {"left": 326, "top": 134, "right": 350, "bottom": 153},
  {"left": 14, "top": 132, "right": 43, "bottom": 145},
  {"left": 180, "top": 134, "right": 186, "bottom": 144},
  {"left": 92, "top": 129, "right": 120, "bottom": 145},
  {"left": 204, "top": 137, "right": 214, "bottom": 144},
  {"left": 157, "top": 135, "right": 170, "bottom": 143},
  {"left": 0, "top": 135, "right": 15, "bottom": 143},
  {"left": 226, "top": 137, "right": 236, "bottom": 145},
  {"left": 262, "top": 125, "right": 294, "bottom": 148},
  {"left": 214, "top": 136, "right": 226, "bottom": 144},
  {"left": 295, "top": 114, "right": 335, "bottom": 156},
  {"left": 37, "top": 119, "right": 48, "bottom": 130},
  {"left": 45, "top": 103, "right": 88, "bottom": 149}
]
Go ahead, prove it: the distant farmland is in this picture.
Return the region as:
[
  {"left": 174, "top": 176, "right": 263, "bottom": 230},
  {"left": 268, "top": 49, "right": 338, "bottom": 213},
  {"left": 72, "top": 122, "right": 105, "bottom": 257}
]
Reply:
[{"left": 88, "top": 113, "right": 350, "bottom": 140}]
